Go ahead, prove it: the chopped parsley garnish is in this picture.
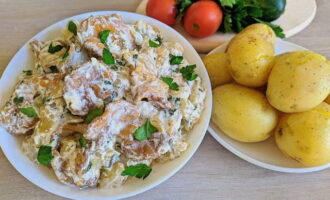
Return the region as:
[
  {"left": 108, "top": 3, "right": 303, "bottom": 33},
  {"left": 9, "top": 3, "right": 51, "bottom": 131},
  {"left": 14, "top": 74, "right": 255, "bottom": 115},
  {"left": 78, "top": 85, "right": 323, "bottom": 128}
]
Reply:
[
  {"left": 49, "top": 66, "right": 59, "bottom": 73},
  {"left": 99, "top": 30, "right": 110, "bottom": 46},
  {"left": 37, "top": 145, "right": 54, "bottom": 166},
  {"left": 169, "top": 54, "right": 183, "bottom": 65},
  {"left": 23, "top": 70, "right": 33, "bottom": 76},
  {"left": 68, "top": 21, "right": 77, "bottom": 36},
  {"left": 85, "top": 108, "right": 104, "bottom": 123},
  {"left": 42, "top": 97, "right": 51, "bottom": 103},
  {"left": 48, "top": 43, "right": 64, "bottom": 54},
  {"left": 19, "top": 107, "right": 38, "bottom": 118},
  {"left": 85, "top": 162, "right": 92, "bottom": 172},
  {"left": 134, "top": 119, "right": 157, "bottom": 141},
  {"left": 149, "top": 36, "right": 163, "bottom": 48},
  {"left": 61, "top": 48, "right": 70, "bottom": 62},
  {"left": 133, "top": 54, "right": 138, "bottom": 59},
  {"left": 104, "top": 80, "right": 112, "bottom": 85},
  {"left": 13, "top": 97, "right": 24, "bottom": 104},
  {"left": 161, "top": 76, "right": 179, "bottom": 91},
  {"left": 121, "top": 164, "right": 152, "bottom": 179},
  {"left": 180, "top": 65, "right": 198, "bottom": 81},
  {"left": 79, "top": 134, "right": 88, "bottom": 148},
  {"left": 103, "top": 48, "right": 115, "bottom": 65}
]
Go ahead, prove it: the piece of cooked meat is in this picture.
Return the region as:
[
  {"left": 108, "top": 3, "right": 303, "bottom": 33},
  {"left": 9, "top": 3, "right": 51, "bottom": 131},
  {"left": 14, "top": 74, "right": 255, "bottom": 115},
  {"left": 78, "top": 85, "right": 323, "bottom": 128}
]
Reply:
[
  {"left": 78, "top": 14, "right": 135, "bottom": 58},
  {"left": 63, "top": 58, "right": 115, "bottom": 116}
]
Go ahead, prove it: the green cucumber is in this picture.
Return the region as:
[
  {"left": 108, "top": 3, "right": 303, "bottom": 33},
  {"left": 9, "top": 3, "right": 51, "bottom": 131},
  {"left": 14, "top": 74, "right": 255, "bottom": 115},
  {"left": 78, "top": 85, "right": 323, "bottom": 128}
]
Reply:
[{"left": 257, "top": 0, "right": 286, "bottom": 21}]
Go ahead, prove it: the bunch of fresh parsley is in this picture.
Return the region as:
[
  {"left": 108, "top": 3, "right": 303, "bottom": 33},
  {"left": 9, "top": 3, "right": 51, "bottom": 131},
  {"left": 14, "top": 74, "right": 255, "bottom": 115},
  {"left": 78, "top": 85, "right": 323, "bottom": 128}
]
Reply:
[{"left": 176, "top": 0, "right": 285, "bottom": 38}]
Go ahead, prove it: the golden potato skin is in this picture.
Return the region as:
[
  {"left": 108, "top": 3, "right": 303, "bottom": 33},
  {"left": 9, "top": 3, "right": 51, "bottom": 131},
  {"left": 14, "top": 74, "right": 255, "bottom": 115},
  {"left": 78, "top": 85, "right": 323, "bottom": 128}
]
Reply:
[
  {"left": 275, "top": 103, "right": 330, "bottom": 167},
  {"left": 228, "top": 23, "right": 276, "bottom": 48},
  {"left": 267, "top": 51, "right": 330, "bottom": 113},
  {"left": 227, "top": 34, "right": 275, "bottom": 87},
  {"left": 203, "top": 53, "right": 233, "bottom": 88},
  {"left": 212, "top": 84, "right": 278, "bottom": 142}
]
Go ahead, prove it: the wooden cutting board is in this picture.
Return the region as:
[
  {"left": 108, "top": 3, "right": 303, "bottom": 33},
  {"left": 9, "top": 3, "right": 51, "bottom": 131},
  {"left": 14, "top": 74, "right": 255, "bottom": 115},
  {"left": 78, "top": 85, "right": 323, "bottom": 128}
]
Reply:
[{"left": 136, "top": 0, "right": 317, "bottom": 53}]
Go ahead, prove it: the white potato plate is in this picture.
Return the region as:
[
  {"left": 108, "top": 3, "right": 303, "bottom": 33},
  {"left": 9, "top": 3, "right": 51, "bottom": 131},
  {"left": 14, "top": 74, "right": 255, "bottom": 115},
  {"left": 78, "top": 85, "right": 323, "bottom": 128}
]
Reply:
[
  {"left": 208, "top": 40, "right": 330, "bottom": 173},
  {"left": 136, "top": 0, "right": 317, "bottom": 53},
  {"left": 0, "top": 11, "right": 212, "bottom": 200}
]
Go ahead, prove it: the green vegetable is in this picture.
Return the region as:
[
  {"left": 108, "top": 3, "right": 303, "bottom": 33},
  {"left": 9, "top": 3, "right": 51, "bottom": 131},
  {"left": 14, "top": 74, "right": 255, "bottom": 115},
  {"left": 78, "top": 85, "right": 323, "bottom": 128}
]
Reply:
[
  {"left": 49, "top": 66, "right": 59, "bottom": 73},
  {"left": 99, "top": 30, "right": 110, "bottom": 46},
  {"left": 85, "top": 162, "right": 92, "bottom": 172},
  {"left": 37, "top": 146, "right": 54, "bottom": 166},
  {"left": 61, "top": 48, "right": 70, "bottom": 62},
  {"left": 13, "top": 97, "right": 24, "bottom": 104},
  {"left": 48, "top": 43, "right": 63, "bottom": 54},
  {"left": 180, "top": 65, "right": 198, "bottom": 81},
  {"left": 121, "top": 164, "right": 152, "bottom": 179},
  {"left": 134, "top": 119, "right": 157, "bottom": 141},
  {"left": 219, "top": 0, "right": 285, "bottom": 38},
  {"left": 161, "top": 76, "right": 179, "bottom": 91},
  {"left": 103, "top": 48, "right": 115, "bottom": 65},
  {"left": 176, "top": 0, "right": 193, "bottom": 14},
  {"left": 250, "top": 0, "right": 286, "bottom": 21},
  {"left": 169, "top": 54, "right": 183, "bottom": 65},
  {"left": 149, "top": 36, "right": 163, "bottom": 48},
  {"left": 23, "top": 70, "right": 33, "bottom": 76},
  {"left": 68, "top": 21, "right": 77, "bottom": 36},
  {"left": 79, "top": 135, "right": 88, "bottom": 148},
  {"left": 19, "top": 107, "right": 38, "bottom": 118},
  {"left": 85, "top": 108, "right": 104, "bottom": 123}
]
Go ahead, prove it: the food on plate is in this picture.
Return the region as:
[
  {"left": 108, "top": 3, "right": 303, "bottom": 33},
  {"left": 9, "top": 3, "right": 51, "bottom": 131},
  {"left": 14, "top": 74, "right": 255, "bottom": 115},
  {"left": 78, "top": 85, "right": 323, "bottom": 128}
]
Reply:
[
  {"left": 212, "top": 84, "right": 278, "bottom": 142},
  {"left": 203, "top": 52, "right": 233, "bottom": 88},
  {"left": 228, "top": 23, "right": 276, "bottom": 48},
  {"left": 183, "top": 1, "right": 223, "bottom": 38},
  {"left": 146, "top": 0, "right": 285, "bottom": 38},
  {"left": 227, "top": 31, "right": 275, "bottom": 87},
  {"left": 0, "top": 14, "right": 206, "bottom": 188},
  {"left": 275, "top": 103, "right": 330, "bottom": 167},
  {"left": 146, "top": 0, "right": 177, "bottom": 26},
  {"left": 267, "top": 51, "right": 330, "bottom": 113}
]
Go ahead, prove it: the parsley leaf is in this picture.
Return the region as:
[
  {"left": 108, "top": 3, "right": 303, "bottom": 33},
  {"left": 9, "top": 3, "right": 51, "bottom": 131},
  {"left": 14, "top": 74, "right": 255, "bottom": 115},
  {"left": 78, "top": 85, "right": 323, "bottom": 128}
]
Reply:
[
  {"left": 23, "top": 70, "right": 33, "bottom": 76},
  {"left": 85, "top": 108, "right": 104, "bottom": 123},
  {"left": 169, "top": 54, "right": 183, "bottom": 65},
  {"left": 48, "top": 43, "right": 63, "bottom": 54},
  {"left": 219, "top": 0, "right": 238, "bottom": 7},
  {"left": 85, "top": 162, "right": 92, "bottom": 172},
  {"left": 19, "top": 107, "right": 38, "bottom": 118},
  {"left": 37, "top": 145, "right": 54, "bottom": 166},
  {"left": 61, "top": 48, "right": 70, "bottom": 62},
  {"left": 99, "top": 30, "right": 110, "bottom": 46},
  {"left": 176, "top": 0, "right": 192, "bottom": 15},
  {"left": 68, "top": 21, "right": 77, "bottom": 36},
  {"left": 121, "top": 164, "right": 152, "bottom": 179},
  {"left": 49, "top": 66, "right": 59, "bottom": 73},
  {"left": 149, "top": 36, "right": 163, "bottom": 48},
  {"left": 254, "top": 18, "right": 285, "bottom": 38},
  {"left": 13, "top": 97, "right": 24, "bottom": 104},
  {"left": 103, "top": 48, "right": 115, "bottom": 65},
  {"left": 79, "top": 134, "right": 88, "bottom": 148},
  {"left": 180, "top": 65, "right": 198, "bottom": 81},
  {"left": 161, "top": 76, "right": 179, "bottom": 91},
  {"left": 134, "top": 119, "right": 157, "bottom": 141}
]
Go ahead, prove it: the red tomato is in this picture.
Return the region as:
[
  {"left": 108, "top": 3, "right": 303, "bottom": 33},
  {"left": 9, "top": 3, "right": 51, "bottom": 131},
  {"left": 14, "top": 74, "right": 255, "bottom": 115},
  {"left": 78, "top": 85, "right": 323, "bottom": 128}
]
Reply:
[
  {"left": 183, "top": 1, "right": 223, "bottom": 38},
  {"left": 146, "top": 0, "right": 178, "bottom": 26}
]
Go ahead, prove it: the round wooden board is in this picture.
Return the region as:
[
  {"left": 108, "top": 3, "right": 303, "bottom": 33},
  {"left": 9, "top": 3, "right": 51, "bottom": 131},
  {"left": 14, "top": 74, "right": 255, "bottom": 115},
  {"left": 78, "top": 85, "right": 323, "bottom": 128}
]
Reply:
[{"left": 136, "top": 0, "right": 317, "bottom": 53}]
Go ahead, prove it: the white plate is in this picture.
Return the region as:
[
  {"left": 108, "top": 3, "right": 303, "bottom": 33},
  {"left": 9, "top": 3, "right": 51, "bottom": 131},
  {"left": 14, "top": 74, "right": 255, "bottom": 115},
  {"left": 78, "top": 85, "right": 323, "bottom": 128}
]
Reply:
[
  {"left": 136, "top": 0, "right": 317, "bottom": 53},
  {"left": 0, "top": 11, "right": 212, "bottom": 200},
  {"left": 208, "top": 40, "right": 330, "bottom": 173}
]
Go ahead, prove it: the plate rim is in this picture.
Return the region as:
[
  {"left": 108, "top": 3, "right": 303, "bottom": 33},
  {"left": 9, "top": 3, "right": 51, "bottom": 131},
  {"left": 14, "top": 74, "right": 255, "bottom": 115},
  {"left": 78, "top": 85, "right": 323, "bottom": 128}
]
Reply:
[
  {"left": 0, "top": 10, "right": 212, "bottom": 200},
  {"left": 207, "top": 39, "right": 330, "bottom": 173}
]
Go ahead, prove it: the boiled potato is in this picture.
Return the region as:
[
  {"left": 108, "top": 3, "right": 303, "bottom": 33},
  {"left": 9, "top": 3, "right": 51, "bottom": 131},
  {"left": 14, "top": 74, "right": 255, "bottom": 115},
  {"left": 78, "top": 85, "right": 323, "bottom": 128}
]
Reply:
[
  {"left": 203, "top": 53, "right": 233, "bottom": 88},
  {"left": 227, "top": 34, "right": 275, "bottom": 87},
  {"left": 212, "top": 84, "right": 278, "bottom": 142},
  {"left": 267, "top": 51, "right": 330, "bottom": 113},
  {"left": 275, "top": 102, "right": 330, "bottom": 167},
  {"left": 228, "top": 23, "right": 276, "bottom": 48}
]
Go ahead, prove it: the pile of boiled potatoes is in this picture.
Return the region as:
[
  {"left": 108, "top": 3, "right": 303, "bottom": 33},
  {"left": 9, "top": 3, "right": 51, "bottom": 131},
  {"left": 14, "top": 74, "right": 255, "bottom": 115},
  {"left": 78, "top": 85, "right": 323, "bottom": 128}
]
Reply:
[{"left": 204, "top": 24, "right": 330, "bottom": 167}]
